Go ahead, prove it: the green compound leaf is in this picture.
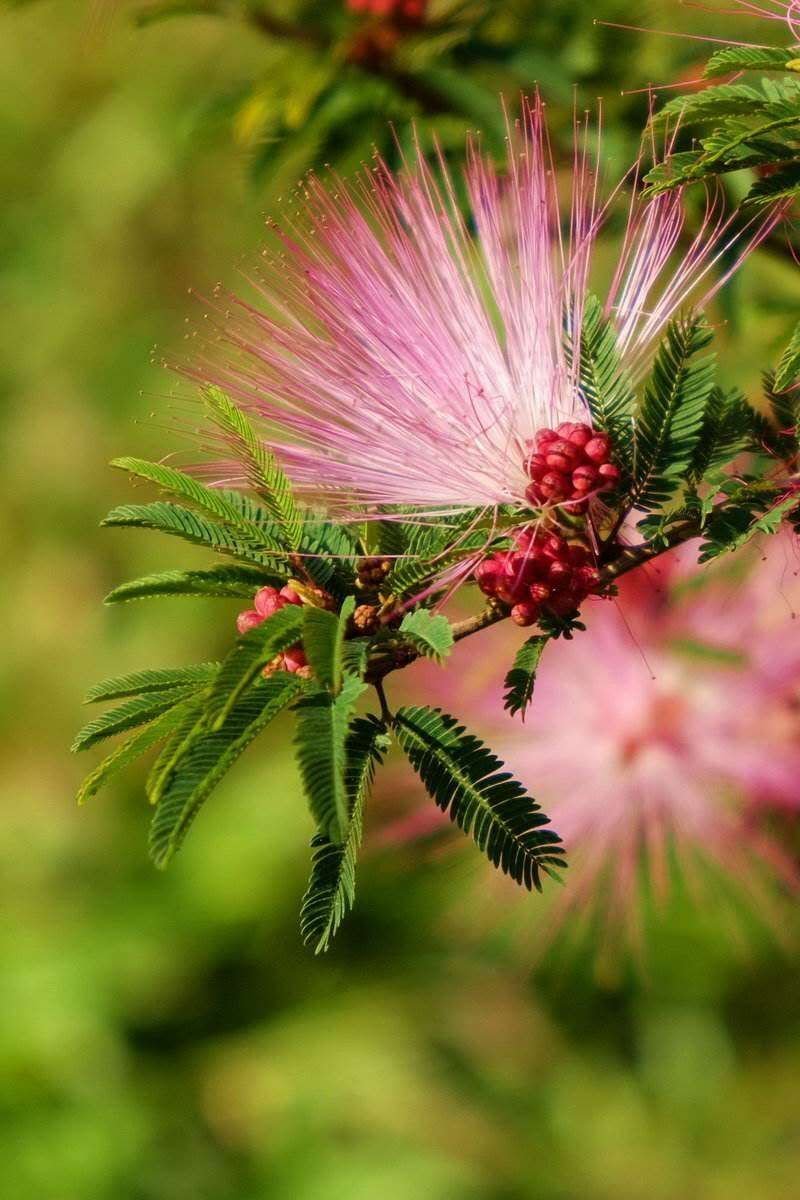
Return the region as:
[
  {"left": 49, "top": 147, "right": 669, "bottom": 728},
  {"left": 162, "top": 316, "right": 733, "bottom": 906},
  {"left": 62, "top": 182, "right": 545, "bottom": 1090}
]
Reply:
[
  {"left": 72, "top": 687, "right": 197, "bottom": 753},
  {"left": 399, "top": 609, "right": 454, "bottom": 664},
  {"left": 302, "top": 597, "right": 355, "bottom": 693},
  {"left": 294, "top": 674, "right": 367, "bottom": 845},
  {"left": 629, "top": 315, "right": 716, "bottom": 513},
  {"left": 76, "top": 702, "right": 195, "bottom": 805},
  {"left": 395, "top": 705, "right": 566, "bottom": 890},
  {"left": 149, "top": 673, "right": 302, "bottom": 868},
  {"left": 84, "top": 663, "right": 219, "bottom": 704},
  {"left": 503, "top": 635, "right": 549, "bottom": 720},
  {"left": 299, "top": 715, "right": 389, "bottom": 954},
  {"left": 704, "top": 46, "right": 799, "bottom": 79},
  {"left": 101, "top": 501, "right": 284, "bottom": 567},
  {"left": 577, "top": 295, "right": 636, "bottom": 474},
  {"left": 105, "top": 565, "right": 280, "bottom": 604},
  {"left": 204, "top": 386, "right": 304, "bottom": 551}
]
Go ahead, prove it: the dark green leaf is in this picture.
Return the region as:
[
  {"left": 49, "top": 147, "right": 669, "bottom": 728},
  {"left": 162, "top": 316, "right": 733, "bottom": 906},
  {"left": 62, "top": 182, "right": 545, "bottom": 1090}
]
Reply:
[
  {"left": 399, "top": 609, "right": 454, "bottom": 664},
  {"left": 105, "top": 565, "right": 281, "bottom": 604},
  {"left": 294, "top": 675, "right": 367, "bottom": 844},
  {"left": 395, "top": 705, "right": 566, "bottom": 890},
  {"left": 299, "top": 715, "right": 389, "bottom": 954},
  {"left": 149, "top": 674, "right": 302, "bottom": 868},
  {"left": 503, "top": 635, "right": 549, "bottom": 720}
]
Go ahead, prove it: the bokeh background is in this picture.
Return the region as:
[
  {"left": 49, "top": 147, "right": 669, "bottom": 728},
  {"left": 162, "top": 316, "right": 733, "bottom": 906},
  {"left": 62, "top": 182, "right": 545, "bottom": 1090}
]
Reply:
[{"left": 2, "top": 2, "right": 800, "bottom": 1197}]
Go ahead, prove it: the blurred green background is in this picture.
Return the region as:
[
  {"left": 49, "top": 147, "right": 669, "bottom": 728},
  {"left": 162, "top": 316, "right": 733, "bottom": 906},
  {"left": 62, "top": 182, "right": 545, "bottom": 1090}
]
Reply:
[{"left": 2, "top": 2, "right": 799, "bottom": 1197}]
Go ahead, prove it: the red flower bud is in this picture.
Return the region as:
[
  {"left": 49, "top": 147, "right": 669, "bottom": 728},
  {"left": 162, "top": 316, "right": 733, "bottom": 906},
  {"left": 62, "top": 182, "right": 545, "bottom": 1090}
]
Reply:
[
  {"left": 597, "top": 462, "right": 621, "bottom": 488},
  {"left": 282, "top": 646, "right": 308, "bottom": 674},
  {"left": 511, "top": 601, "right": 540, "bottom": 627},
  {"left": 237, "top": 609, "right": 264, "bottom": 635},
  {"left": 575, "top": 565, "right": 601, "bottom": 592},
  {"left": 566, "top": 423, "right": 593, "bottom": 448},
  {"left": 525, "top": 452, "right": 548, "bottom": 480},
  {"left": 254, "top": 586, "right": 283, "bottom": 617},
  {"left": 529, "top": 582, "right": 551, "bottom": 605},
  {"left": 572, "top": 463, "right": 598, "bottom": 493},
  {"left": 584, "top": 435, "right": 611, "bottom": 463},
  {"left": 280, "top": 585, "right": 303, "bottom": 605},
  {"left": 475, "top": 557, "right": 503, "bottom": 595}
]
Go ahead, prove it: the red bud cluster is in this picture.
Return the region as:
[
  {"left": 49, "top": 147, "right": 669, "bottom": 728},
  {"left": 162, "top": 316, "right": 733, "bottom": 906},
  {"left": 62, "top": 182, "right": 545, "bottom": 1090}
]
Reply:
[
  {"left": 474, "top": 529, "right": 603, "bottom": 627},
  {"left": 524, "top": 422, "right": 620, "bottom": 512},
  {"left": 236, "top": 585, "right": 309, "bottom": 676}
]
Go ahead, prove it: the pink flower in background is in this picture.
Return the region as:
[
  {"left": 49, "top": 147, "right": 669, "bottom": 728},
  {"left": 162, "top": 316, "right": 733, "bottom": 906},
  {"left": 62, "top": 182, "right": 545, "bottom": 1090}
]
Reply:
[
  {"left": 182, "top": 97, "right": 780, "bottom": 515},
  {"left": 383, "top": 535, "right": 800, "bottom": 946},
  {"left": 731, "top": 1, "right": 800, "bottom": 39}
]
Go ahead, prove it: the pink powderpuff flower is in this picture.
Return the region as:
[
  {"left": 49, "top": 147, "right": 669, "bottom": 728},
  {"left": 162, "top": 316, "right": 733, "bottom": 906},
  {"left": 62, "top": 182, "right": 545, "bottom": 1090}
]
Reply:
[
  {"left": 729, "top": 1, "right": 800, "bottom": 41},
  {"left": 381, "top": 534, "right": 800, "bottom": 954},
  {"left": 181, "top": 96, "right": 782, "bottom": 518}
]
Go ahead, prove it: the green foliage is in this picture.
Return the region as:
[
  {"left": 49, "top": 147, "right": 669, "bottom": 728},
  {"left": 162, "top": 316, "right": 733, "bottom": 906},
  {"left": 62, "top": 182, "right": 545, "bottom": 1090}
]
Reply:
[
  {"left": 398, "top": 609, "right": 454, "bottom": 664},
  {"left": 628, "top": 315, "right": 716, "bottom": 513},
  {"left": 72, "top": 687, "right": 197, "bottom": 753},
  {"left": 302, "top": 597, "right": 355, "bottom": 692},
  {"left": 576, "top": 295, "right": 635, "bottom": 473},
  {"left": 101, "top": 501, "right": 283, "bottom": 567},
  {"left": 149, "top": 674, "right": 302, "bottom": 868},
  {"left": 773, "top": 318, "right": 800, "bottom": 394},
  {"left": 205, "top": 605, "right": 305, "bottom": 730},
  {"left": 84, "top": 664, "right": 219, "bottom": 704},
  {"left": 704, "top": 47, "right": 800, "bottom": 79},
  {"left": 204, "top": 387, "right": 303, "bottom": 550},
  {"left": 699, "top": 486, "right": 797, "bottom": 561},
  {"left": 503, "top": 636, "right": 549, "bottom": 720},
  {"left": 647, "top": 69, "right": 800, "bottom": 199},
  {"left": 105, "top": 565, "right": 281, "bottom": 604},
  {"left": 76, "top": 703, "right": 195, "bottom": 806},
  {"left": 299, "top": 715, "right": 389, "bottom": 954},
  {"left": 395, "top": 705, "right": 566, "bottom": 890},
  {"left": 690, "top": 387, "right": 757, "bottom": 484},
  {"left": 294, "top": 675, "right": 367, "bottom": 844}
]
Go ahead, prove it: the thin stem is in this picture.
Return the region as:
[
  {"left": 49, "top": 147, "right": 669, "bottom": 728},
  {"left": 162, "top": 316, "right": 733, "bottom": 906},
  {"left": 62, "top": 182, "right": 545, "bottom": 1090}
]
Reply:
[{"left": 374, "top": 677, "right": 394, "bottom": 724}]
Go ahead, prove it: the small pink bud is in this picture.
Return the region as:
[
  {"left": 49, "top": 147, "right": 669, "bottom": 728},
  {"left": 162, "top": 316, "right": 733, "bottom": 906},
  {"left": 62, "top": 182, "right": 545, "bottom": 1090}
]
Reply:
[
  {"left": 548, "top": 560, "right": 572, "bottom": 590},
  {"left": 511, "top": 602, "right": 540, "bottom": 627},
  {"left": 525, "top": 452, "right": 548, "bottom": 481},
  {"left": 280, "top": 585, "right": 302, "bottom": 605},
  {"left": 545, "top": 451, "right": 572, "bottom": 473},
  {"left": 529, "top": 582, "right": 551, "bottom": 605},
  {"left": 475, "top": 558, "right": 502, "bottom": 595},
  {"left": 504, "top": 551, "right": 541, "bottom": 587},
  {"left": 237, "top": 609, "right": 264, "bottom": 635},
  {"left": 597, "top": 462, "right": 621, "bottom": 488},
  {"left": 584, "top": 435, "right": 611, "bottom": 464},
  {"left": 282, "top": 646, "right": 308, "bottom": 674},
  {"left": 254, "top": 586, "right": 282, "bottom": 617},
  {"left": 575, "top": 565, "right": 601, "bottom": 592},
  {"left": 572, "top": 463, "right": 598, "bottom": 492},
  {"left": 541, "top": 534, "right": 567, "bottom": 560},
  {"left": 567, "top": 424, "right": 593, "bottom": 448},
  {"left": 534, "top": 427, "right": 558, "bottom": 449},
  {"left": 538, "top": 471, "right": 568, "bottom": 499}
]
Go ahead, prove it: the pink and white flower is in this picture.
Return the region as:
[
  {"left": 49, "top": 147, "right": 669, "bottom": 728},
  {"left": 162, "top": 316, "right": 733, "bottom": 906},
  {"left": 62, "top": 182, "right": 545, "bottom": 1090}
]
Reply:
[
  {"left": 182, "top": 97, "right": 781, "bottom": 517},
  {"left": 381, "top": 535, "right": 800, "bottom": 949}
]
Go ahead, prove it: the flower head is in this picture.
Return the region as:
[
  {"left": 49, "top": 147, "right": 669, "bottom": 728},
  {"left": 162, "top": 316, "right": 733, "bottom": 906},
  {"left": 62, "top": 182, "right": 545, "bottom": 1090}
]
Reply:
[
  {"left": 183, "top": 98, "right": 779, "bottom": 517},
  {"left": 385, "top": 534, "right": 800, "bottom": 952}
]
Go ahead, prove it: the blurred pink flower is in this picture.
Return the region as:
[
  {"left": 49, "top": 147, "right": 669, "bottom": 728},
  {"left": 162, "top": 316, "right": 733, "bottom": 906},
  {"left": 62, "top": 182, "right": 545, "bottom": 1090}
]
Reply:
[
  {"left": 381, "top": 535, "right": 800, "bottom": 947},
  {"left": 182, "top": 97, "right": 779, "bottom": 515}
]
